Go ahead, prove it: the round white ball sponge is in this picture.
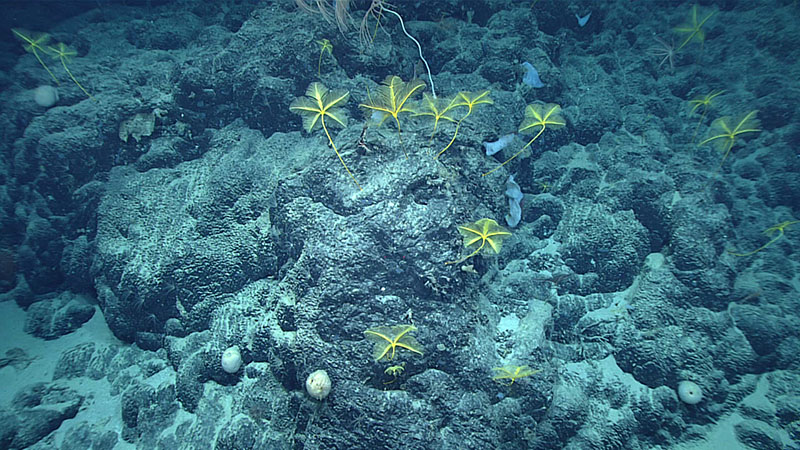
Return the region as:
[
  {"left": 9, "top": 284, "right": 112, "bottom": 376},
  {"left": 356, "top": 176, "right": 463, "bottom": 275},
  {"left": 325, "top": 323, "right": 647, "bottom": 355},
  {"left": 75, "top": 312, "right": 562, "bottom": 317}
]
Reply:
[
  {"left": 306, "top": 369, "right": 332, "bottom": 400},
  {"left": 33, "top": 85, "right": 58, "bottom": 107},
  {"left": 677, "top": 380, "right": 703, "bottom": 405},
  {"left": 221, "top": 346, "right": 242, "bottom": 374}
]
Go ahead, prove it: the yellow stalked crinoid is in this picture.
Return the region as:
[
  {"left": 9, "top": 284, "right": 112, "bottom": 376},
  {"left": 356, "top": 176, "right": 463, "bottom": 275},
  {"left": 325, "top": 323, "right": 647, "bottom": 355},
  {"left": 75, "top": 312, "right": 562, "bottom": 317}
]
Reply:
[
  {"left": 290, "top": 82, "right": 361, "bottom": 190},
  {"left": 364, "top": 324, "right": 424, "bottom": 361},
  {"left": 435, "top": 90, "right": 493, "bottom": 159},
  {"left": 698, "top": 110, "right": 760, "bottom": 182},
  {"left": 48, "top": 42, "right": 95, "bottom": 101},
  {"left": 11, "top": 28, "right": 59, "bottom": 83},
  {"left": 491, "top": 365, "right": 541, "bottom": 386},
  {"left": 359, "top": 75, "right": 425, "bottom": 146},
  {"left": 727, "top": 220, "right": 800, "bottom": 257},
  {"left": 446, "top": 218, "right": 512, "bottom": 265},
  {"left": 484, "top": 103, "right": 565, "bottom": 177}
]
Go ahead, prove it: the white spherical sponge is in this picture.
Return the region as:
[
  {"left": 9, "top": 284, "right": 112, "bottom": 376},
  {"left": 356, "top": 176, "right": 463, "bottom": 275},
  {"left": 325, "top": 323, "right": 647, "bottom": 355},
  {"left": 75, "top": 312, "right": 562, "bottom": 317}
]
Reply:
[
  {"left": 677, "top": 380, "right": 703, "bottom": 405},
  {"left": 221, "top": 346, "right": 242, "bottom": 374},
  {"left": 306, "top": 369, "right": 332, "bottom": 400},
  {"left": 33, "top": 85, "right": 58, "bottom": 107}
]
